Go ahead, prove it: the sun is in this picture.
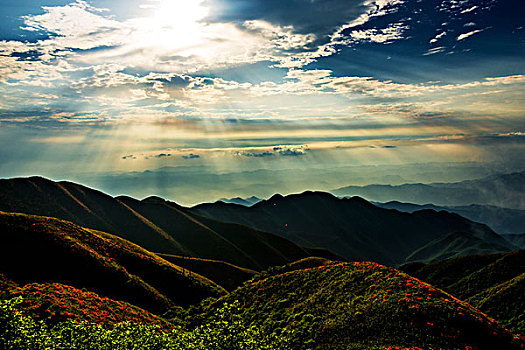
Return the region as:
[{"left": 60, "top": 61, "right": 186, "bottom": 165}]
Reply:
[{"left": 136, "top": 0, "right": 210, "bottom": 54}]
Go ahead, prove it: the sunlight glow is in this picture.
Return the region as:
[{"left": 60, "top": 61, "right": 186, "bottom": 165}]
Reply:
[{"left": 133, "top": 0, "right": 209, "bottom": 55}]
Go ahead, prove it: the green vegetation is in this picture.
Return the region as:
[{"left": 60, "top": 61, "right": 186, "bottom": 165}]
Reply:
[
  {"left": 0, "top": 297, "right": 289, "bottom": 350},
  {"left": 203, "top": 261, "right": 524, "bottom": 349},
  {"left": 402, "top": 250, "right": 525, "bottom": 335}
]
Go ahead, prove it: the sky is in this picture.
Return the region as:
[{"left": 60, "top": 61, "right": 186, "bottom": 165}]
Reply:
[{"left": 0, "top": 0, "right": 524, "bottom": 204}]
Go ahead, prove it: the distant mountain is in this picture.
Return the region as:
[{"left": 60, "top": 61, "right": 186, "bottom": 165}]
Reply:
[
  {"left": 404, "top": 231, "right": 511, "bottom": 263},
  {"left": 217, "top": 196, "right": 262, "bottom": 206},
  {"left": 191, "top": 191, "right": 514, "bottom": 265},
  {"left": 207, "top": 261, "right": 524, "bottom": 349},
  {"left": 0, "top": 211, "right": 224, "bottom": 313},
  {"left": 333, "top": 171, "right": 525, "bottom": 210},
  {"left": 0, "top": 177, "right": 312, "bottom": 270},
  {"left": 401, "top": 250, "right": 525, "bottom": 335},
  {"left": 375, "top": 201, "right": 525, "bottom": 234}
]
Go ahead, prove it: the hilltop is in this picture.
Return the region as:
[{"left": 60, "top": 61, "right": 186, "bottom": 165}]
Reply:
[{"left": 202, "top": 261, "right": 524, "bottom": 349}]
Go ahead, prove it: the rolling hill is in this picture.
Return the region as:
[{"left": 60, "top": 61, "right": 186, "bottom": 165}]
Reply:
[
  {"left": 0, "top": 211, "right": 224, "bottom": 313},
  {"left": 202, "top": 261, "right": 525, "bottom": 349},
  {"left": 401, "top": 250, "right": 525, "bottom": 334},
  {"left": 190, "top": 191, "right": 514, "bottom": 265},
  {"left": 0, "top": 177, "right": 312, "bottom": 270},
  {"left": 332, "top": 171, "right": 525, "bottom": 210},
  {"left": 404, "top": 231, "right": 511, "bottom": 263}
]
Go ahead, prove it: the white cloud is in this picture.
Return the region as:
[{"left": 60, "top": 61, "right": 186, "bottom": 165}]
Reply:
[{"left": 457, "top": 29, "right": 484, "bottom": 41}]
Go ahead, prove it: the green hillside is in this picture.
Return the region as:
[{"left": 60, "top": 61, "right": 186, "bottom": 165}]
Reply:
[
  {"left": 201, "top": 261, "right": 524, "bottom": 349},
  {"left": 401, "top": 250, "right": 525, "bottom": 334},
  {"left": 0, "top": 211, "right": 224, "bottom": 313},
  {"left": 0, "top": 177, "right": 312, "bottom": 270},
  {"left": 405, "top": 231, "right": 511, "bottom": 263},
  {"left": 191, "top": 191, "right": 512, "bottom": 265}
]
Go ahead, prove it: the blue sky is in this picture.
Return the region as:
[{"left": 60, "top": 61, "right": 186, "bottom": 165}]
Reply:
[{"left": 0, "top": 0, "right": 523, "bottom": 204}]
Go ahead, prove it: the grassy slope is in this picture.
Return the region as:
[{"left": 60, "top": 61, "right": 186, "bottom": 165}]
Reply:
[
  {"left": 401, "top": 250, "right": 525, "bottom": 335},
  {"left": 0, "top": 211, "right": 224, "bottom": 313},
  {"left": 0, "top": 177, "right": 311, "bottom": 270},
  {"left": 158, "top": 254, "right": 257, "bottom": 291},
  {"left": 206, "top": 262, "right": 524, "bottom": 350},
  {"left": 405, "top": 231, "right": 510, "bottom": 263},
  {"left": 191, "top": 191, "right": 511, "bottom": 265}
]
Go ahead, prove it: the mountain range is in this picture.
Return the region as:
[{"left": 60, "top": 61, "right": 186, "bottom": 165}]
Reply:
[
  {"left": 191, "top": 191, "right": 515, "bottom": 265},
  {"left": 374, "top": 201, "right": 525, "bottom": 235},
  {"left": 332, "top": 171, "right": 525, "bottom": 210}
]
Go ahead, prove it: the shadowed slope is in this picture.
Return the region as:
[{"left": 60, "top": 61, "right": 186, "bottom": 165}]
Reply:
[
  {"left": 0, "top": 211, "right": 224, "bottom": 313},
  {"left": 158, "top": 254, "right": 257, "bottom": 291},
  {"left": 405, "top": 231, "right": 511, "bottom": 263}
]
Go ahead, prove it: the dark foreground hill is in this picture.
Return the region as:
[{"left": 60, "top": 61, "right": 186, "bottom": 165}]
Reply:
[
  {"left": 0, "top": 211, "right": 224, "bottom": 313},
  {"left": 402, "top": 250, "right": 525, "bottom": 334},
  {"left": 203, "top": 261, "right": 524, "bottom": 350},
  {"left": 0, "top": 177, "right": 312, "bottom": 270},
  {"left": 333, "top": 171, "right": 525, "bottom": 209},
  {"left": 191, "top": 191, "right": 514, "bottom": 265}
]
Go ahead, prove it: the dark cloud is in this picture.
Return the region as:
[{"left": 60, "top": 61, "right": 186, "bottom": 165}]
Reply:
[
  {"left": 155, "top": 153, "right": 172, "bottom": 158},
  {"left": 381, "top": 145, "right": 397, "bottom": 149},
  {"left": 122, "top": 154, "right": 136, "bottom": 160},
  {"left": 182, "top": 153, "right": 200, "bottom": 159},
  {"left": 240, "top": 151, "right": 275, "bottom": 157},
  {"left": 273, "top": 146, "right": 308, "bottom": 156}
]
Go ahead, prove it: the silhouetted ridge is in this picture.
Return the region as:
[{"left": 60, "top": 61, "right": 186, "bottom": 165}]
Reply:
[
  {"left": 191, "top": 190, "right": 513, "bottom": 265},
  {"left": 0, "top": 177, "right": 316, "bottom": 270}
]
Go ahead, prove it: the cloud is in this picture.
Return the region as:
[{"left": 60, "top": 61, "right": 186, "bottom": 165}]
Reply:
[
  {"left": 182, "top": 153, "right": 200, "bottom": 159},
  {"left": 346, "top": 23, "right": 408, "bottom": 44},
  {"left": 457, "top": 29, "right": 484, "bottom": 41},
  {"left": 155, "top": 153, "right": 172, "bottom": 158},
  {"left": 273, "top": 146, "right": 309, "bottom": 156},
  {"left": 122, "top": 154, "right": 136, "bottom": 160},
  {"left": 239, "top": 151, "right": 275, "bottom": 158}
]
